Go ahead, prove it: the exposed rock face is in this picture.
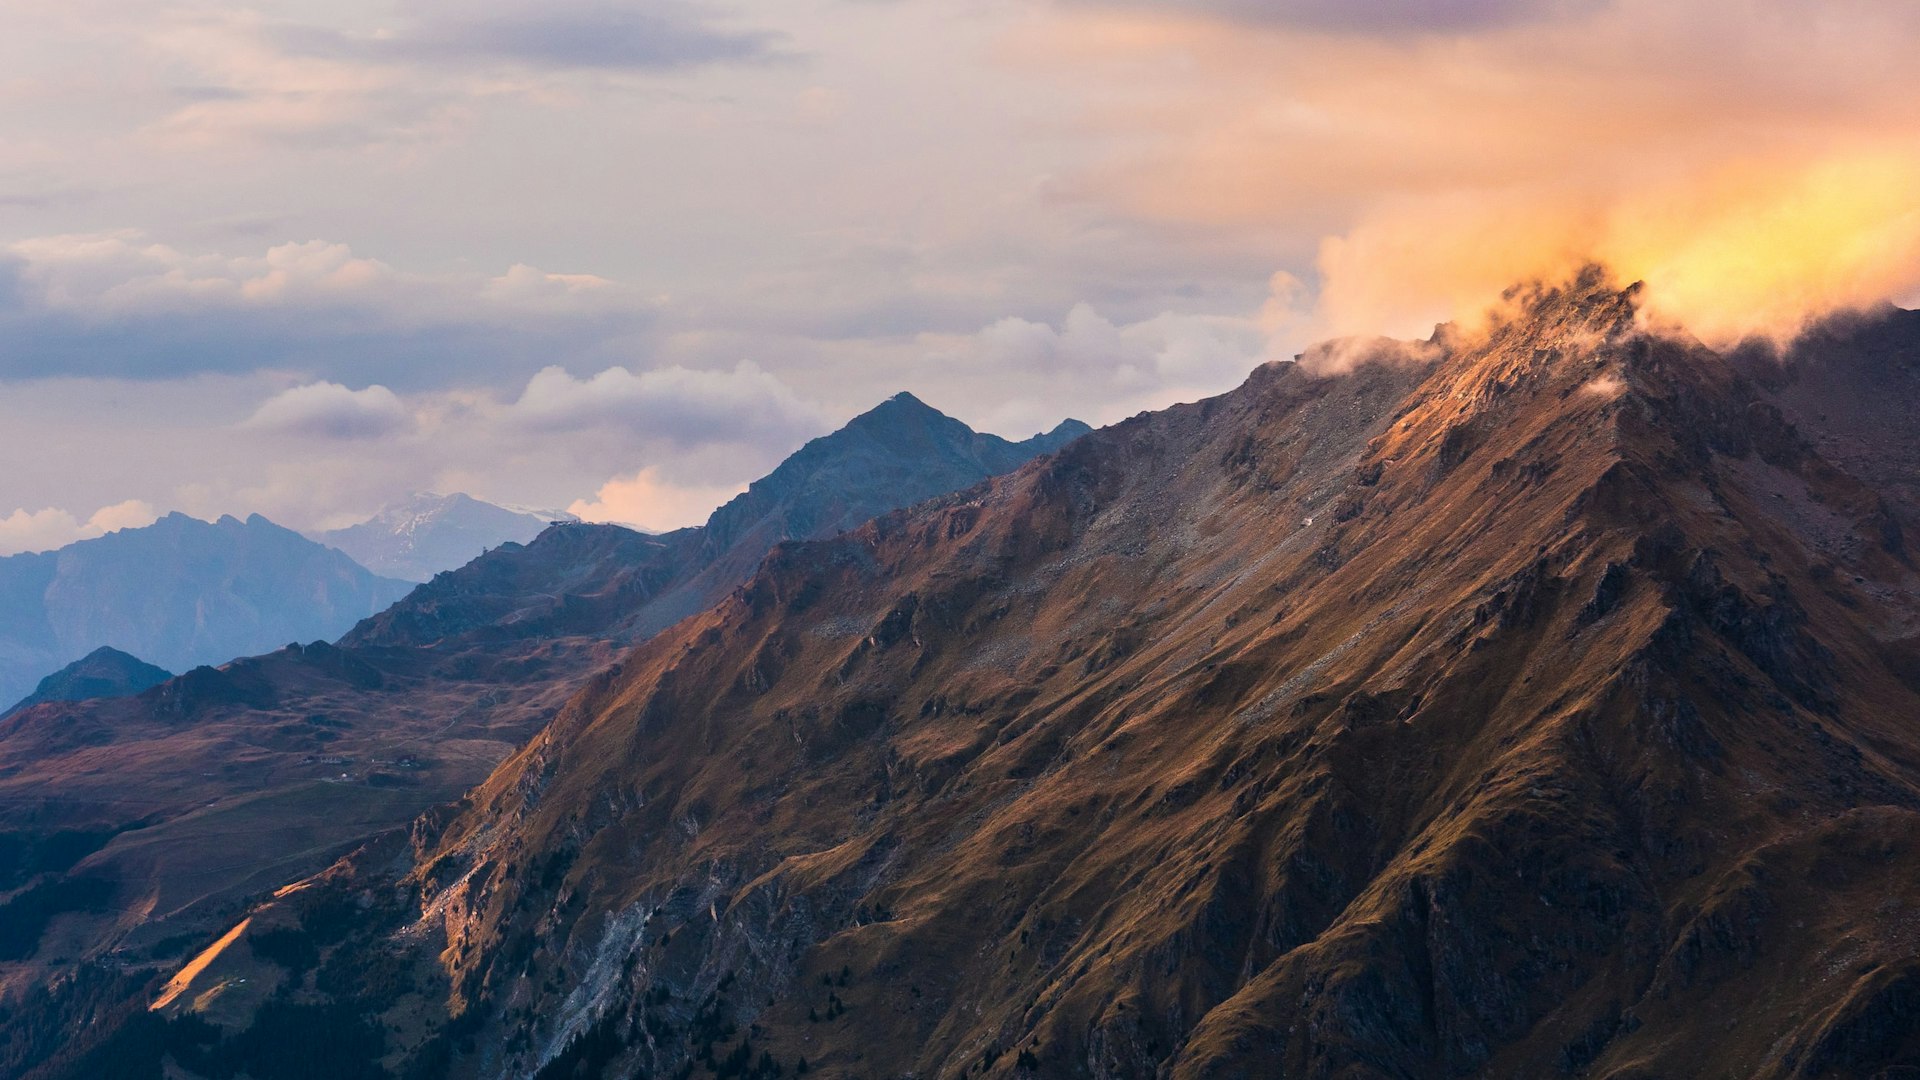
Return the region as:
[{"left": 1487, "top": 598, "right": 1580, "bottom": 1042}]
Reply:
[
  {"left": 3, "top": 646, "right": 170, "bottom": 716},
  {"left": 313, "top": 493, "right": 571, "bottom": 583},
  {"left": 139, "top": 275, "right": 1920, "bottom": 1080},
  {"left": 0, "top": 512, "right": 414, "bottom": 707}
]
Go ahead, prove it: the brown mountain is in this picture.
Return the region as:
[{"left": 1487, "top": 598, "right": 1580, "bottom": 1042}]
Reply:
[
  {"left": 0, "top": 396, "right": 1083, "bottom": 1036},
  {"left": 37, "top": 274, "right": 1920, "bottom": 1079}
]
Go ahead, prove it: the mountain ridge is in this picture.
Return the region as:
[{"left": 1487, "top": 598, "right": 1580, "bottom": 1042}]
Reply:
[{"left": 134, "top": 274, "right": 1920, "bottom": 1079}]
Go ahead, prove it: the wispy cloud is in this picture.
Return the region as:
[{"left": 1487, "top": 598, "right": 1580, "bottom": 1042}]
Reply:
[
  {"left": 0, "top": 233, "right": 659, "bottom": 384},
  {"left": 134, "top": 1, "right": 788, "bottom": 148},
  {"left": 0, "top": 499, "right": 157, "bottom": 557},
  {"left": 1058, "top": 0, "right": 1605, "bottom": 35},
  {"left": 1021, "top": 0, "right": 1920, "bottom": 341},
  {"left": 244, "top": 382, "right": 415, "bottom": 439},
  {"left": 143, "top": 9, "right": 440, "bottom": 148},
  {"left": 363, "top": 1, "right": 789, "bottom": 72}
]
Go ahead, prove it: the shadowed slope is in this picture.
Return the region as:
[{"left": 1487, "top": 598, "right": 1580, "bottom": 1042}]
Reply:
[{"left": 1736, "top": 304, "right": 1920, "bottom": 535}]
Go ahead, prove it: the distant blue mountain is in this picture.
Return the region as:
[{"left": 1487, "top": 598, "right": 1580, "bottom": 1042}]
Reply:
[
  {"left": 0, "top": 512, "right": 413, "bottom": 707},
  {"left": 312, "top": 492, "right": 574, "bottom": 583},
  {"left": 4, "top": 646, "right": 172, "bottom": 716}
]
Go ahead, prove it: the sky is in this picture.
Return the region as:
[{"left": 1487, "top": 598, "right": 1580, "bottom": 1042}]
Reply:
[{"left": 3, "top": 0, "right": 1919, "bottom": 552}]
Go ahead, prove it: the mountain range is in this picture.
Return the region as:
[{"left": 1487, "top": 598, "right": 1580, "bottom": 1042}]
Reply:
[
  {"left": 312, "top": 493, "right": 575, "bottom": 583},
  {"left": 0, "top": 512, "right": 414, "bottom": 709},
  {"left": 9, "top": 280, "right": 1920, "bottom": 1078},
  {"left": 0, "top": 394, "right": 1088, "bottom": 1068},
  {"left": 69, "top": 272, "right": 1920, "bottom": 1080}
]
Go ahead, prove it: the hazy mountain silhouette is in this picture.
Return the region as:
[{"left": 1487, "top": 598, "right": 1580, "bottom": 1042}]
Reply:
[
  {"left": 312, "top": 492, "right": 574, "bottom": 583},
  {"left": 0, "top": 512, "right": 412, "bottom": 706},
  {"left": 3, "top": 646, "right": 171, "bottom": 717}
]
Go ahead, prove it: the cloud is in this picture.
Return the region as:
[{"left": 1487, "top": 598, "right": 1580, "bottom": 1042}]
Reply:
[
  {"left": 1293, "top": 335, "right": 1443, "bottom": 376},
  {"left": 68, "top": 358, "right": 831, "bottom": 533},
  {"left": 10, "top": 234, "right": 395, "bottom": 314},
  {"left": 0, "top": 233, "right": 657, "bottom": 385},
  {"left": 134, "top": 2, "right": 786, "bottom": 149},
  {"left": 0, "top": 500, "right": 158, "bottom": 557},
  {"left": 1060, "top": 0, "right": 1605, "bottom": 36},
  {"left": 0, "top": 508, "right": 92, "bottom": 557},
  {"left": 4, "top": 233, "right": 640, "bottom": 318},
  {"left": 386, "top": 2, "right": 788, "bottom": 72},
  {"left": 963, "top": 303, "right": 1263, "bottom": 380},
  {"left": 1023, "top": 0, "right": 1920, "bottom": 343},
  {"left": 918, "top": 303, "right": 1268, "bottom": 433},
  {"left": 508, "top": 360, "right": 826, "bottom": 450},
  {"left": 568, "top": 465, "right": 747, "bottom": 533},
  {"left": 143, "top": 8, "right": 445, "bottom": 149},
  {"left": 244, "top": 382, "right": 415, "bottom": 439},
  {"left": 1311, "top": 152, "right": 1920, "bottom": 344}
]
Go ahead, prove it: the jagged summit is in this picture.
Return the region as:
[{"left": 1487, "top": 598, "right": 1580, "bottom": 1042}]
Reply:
[
  {"left": 704, "top": 392, "right": 1088, "bottom": 544},
  {"left": 865, "top": 388, "right": 941, "bottom": 415},
  {"left": 855, "top": 390, "right": 1090, "bottom": 447}
]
